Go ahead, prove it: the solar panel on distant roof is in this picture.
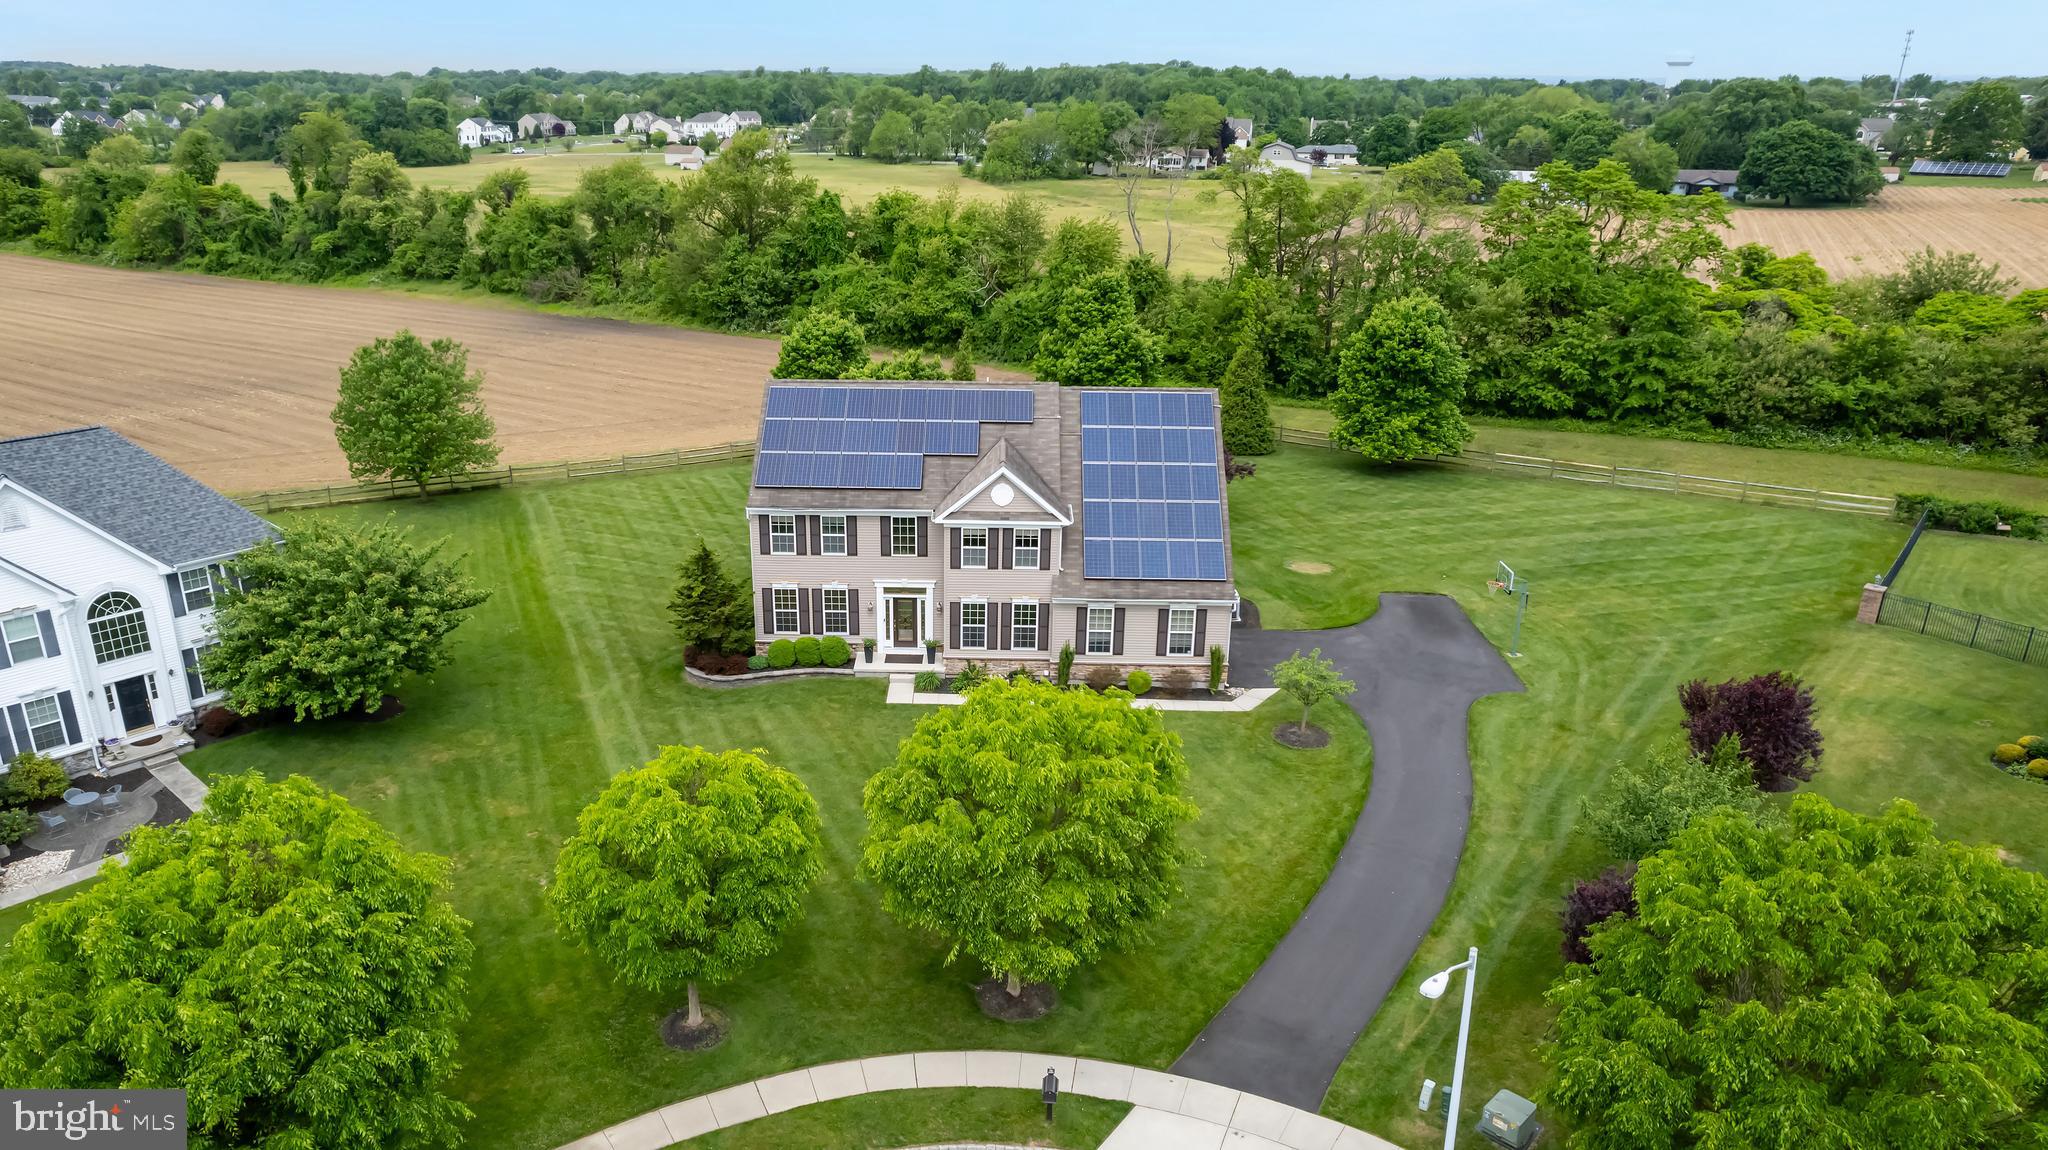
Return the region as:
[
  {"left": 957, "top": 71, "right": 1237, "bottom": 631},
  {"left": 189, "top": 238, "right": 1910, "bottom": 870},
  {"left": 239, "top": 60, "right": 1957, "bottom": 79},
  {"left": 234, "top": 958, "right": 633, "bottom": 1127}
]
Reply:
[
  {"left": 751, "top": 385, "right": 1034, "bottom": 490},
  {"left": 1078, "top": 389, "right": 1228, "bottom": 581},
  {"left": 1909, "top": 158, "right": 2012, "bottom": 177}
]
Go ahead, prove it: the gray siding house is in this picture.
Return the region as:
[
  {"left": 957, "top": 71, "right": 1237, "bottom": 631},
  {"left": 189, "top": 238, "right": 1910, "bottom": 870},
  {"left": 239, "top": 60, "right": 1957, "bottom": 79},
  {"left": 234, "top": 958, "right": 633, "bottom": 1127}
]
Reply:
[{"left": 745, "top": 380, "right": 1237, "bottom": 678}]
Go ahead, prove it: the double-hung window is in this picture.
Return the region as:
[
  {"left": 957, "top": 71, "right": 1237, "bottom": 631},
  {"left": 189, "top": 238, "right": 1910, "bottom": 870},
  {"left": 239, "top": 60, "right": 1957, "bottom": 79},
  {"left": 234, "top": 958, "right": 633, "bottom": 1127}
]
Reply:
[
  {"left": 23, "top": 694, "right": 66, "bottom": 752},
  {"left": 1011, "top": 602, "right": 1038, "bottom": 650},
  {"left": 1167, "top": 608, "right": 1197, "bottom": 656},
  {"left": 1013, "top": 529, "right": 1040, "bottom": 569},
  {"left": 891, "top": 516, "right": 918, "bottom": 556},
  {"left": 959, "top": 601, "right": 987, "bottom": 648},
  {"left": 772, "top": 587, "right": 798, "bottom": 633},
  {"left": 823, "top": 588, "right": 849, "bottom": 634},
  {"left": 189, "top": 641, "right": 219, "bottom": 696},
  {"left": 961, "top": 528, "right": 988, "bottom": 568},
  {"left": 821, "top": 516, "right": 847, "bottom": 556},
  {"left": 1086, "top": 606, "right": 1115, "bottom": 655},
  {"left": 180, "top": 567, "right": 216, "bottom": 610},
  {"left": 769, "top": 515, "right": 797, "bottom": 555},
  {"left": 3, "top": 615, "right": 44, "bottom": 663}
]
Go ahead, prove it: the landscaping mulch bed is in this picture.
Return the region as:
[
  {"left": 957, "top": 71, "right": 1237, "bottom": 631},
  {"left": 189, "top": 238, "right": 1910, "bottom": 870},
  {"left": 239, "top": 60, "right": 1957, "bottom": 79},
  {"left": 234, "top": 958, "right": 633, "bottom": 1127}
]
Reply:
[
  {"left": 660, "top": 1006, "right": 731, "bottom": 1051},
  {"left": 339, "top": 695, "right": 406, "bottom": 723},
  {"left": 1273, "top": 722, "right": 1332, "bottom": 750},
  {"left": 974, "top": 978, "right": 1057, "bottom": 1022}
]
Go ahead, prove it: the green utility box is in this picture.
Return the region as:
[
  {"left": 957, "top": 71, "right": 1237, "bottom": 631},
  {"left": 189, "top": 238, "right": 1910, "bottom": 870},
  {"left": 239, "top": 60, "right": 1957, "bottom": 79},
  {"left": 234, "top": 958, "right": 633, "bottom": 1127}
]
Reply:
[{"left": 1477, "top": 1089, "right": 1539, "bottom": 1148}]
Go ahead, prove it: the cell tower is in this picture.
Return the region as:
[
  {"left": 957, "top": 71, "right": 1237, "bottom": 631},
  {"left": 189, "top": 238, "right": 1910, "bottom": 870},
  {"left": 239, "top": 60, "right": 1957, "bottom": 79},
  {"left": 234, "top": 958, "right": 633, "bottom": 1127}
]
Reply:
[
  {"left": 1665, "top": 54, "right": 1694, "bottom": 94},
  {"left": 1891, "top": 30, "right": 1914, "bottom": 104}
]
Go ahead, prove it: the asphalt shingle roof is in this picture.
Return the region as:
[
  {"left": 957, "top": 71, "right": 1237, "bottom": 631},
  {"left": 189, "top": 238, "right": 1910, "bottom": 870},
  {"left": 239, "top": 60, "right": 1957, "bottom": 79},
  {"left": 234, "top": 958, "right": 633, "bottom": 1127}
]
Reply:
[{"left": 0, "top": 427, "right": 277, "bottom": 567}]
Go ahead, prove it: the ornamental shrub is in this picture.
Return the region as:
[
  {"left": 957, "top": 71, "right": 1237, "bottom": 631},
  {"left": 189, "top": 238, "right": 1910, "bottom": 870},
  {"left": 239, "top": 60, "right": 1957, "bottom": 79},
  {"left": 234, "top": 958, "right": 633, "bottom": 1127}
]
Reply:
[
  {"left": 913, "top": 671, "right": 942, "bottom": 693},
  {"left": 3, "top": 752, "right": 68, "bottom": 805},
  {"left": 1162, "top": 668, "right": 1194, "bottom": 691},
  {"left": 1056, "top": 643, "right": 1075, "bottom": 687},
  {"left": 1894, "top": 493, "right": 2046, "bottom": 540},
  {"left": 953, "top": 660, "right": 989, "bottom": 691},
  {"left": 2020, "top": 735, "right": 2045, "bottom": 753},
  {"left": 793, "top": 637, "right": 822, "bottom": 667},
  {"left": 1560, "top": 863, "right": 1637, "bottom": 965},
  {"left": 766, "top": 639, "right": 797, "bottom": 670},
  {"left": 746, "top": 654, "right": 769, "bottom": 672},
  {"left": 2030, "top": 759, "right": 2048, "bottom": 779},
  {"left": 1678, "top": 671, "right": 1823, "bottom": 790},
  {"left": 1126, "top": 669, "right": 1153, "bottom": 695},
  {"left": 1993, "top": 743, "right": 2029, "bottom": 765},
  {"left": 0, "top": 807, "right": 32, "bottom": 845},
  {"left": 1208, "top": 644, "right": 1226, "bottom": 691},
  {"left": 1085, "top": 664, "right": 1121, "bottom": 691},
  {"left": 820, "top": 636, "right": 850, "bottom": 668}
]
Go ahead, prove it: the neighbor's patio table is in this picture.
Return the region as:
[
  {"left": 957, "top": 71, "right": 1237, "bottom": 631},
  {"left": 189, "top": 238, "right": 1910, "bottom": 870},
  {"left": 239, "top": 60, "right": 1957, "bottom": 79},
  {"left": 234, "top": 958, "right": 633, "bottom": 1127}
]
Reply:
[{"left": 64, "top": 791, "right": 97, "bottom": 808}]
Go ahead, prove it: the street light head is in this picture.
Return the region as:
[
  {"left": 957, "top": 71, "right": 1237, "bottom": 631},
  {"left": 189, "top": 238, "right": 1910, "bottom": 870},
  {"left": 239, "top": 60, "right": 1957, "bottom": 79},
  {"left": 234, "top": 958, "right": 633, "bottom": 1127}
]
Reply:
[{"left": 1419, "top": 970, "right": 1450, "bottom": 1000}]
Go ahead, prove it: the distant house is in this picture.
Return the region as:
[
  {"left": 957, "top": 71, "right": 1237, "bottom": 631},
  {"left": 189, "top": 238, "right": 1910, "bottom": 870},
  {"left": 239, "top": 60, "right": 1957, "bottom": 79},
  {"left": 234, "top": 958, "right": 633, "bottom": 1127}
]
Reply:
[
  {"left": 730, "top": 111, "right": 763, "bottom": 131},
  {"left": 663, "top": 144, "right": 707, "bottom": 170},
  {"left": 516, "top": 112, "right": 576, "bottom": 139},
  {"left": 678, "top": 111, "right": 737, "bottom": 141},
  {"left": 1187, "top": 147, "right": 1212, "bottom": 171},
  {"left": 1881, "top": 166, "right": 1901, "bottom": 183},
  {"left": 1301, "top": 143, "right": 1358, "bottom": 167},
  {"left": 457, "top": 117, "right": 514, "bottom": 148},
  {"left": 121, "top": 109, "right": 180, "bottom": 131},
  {"left": 1857, "top": 117, "right": 1895, "bottom": 150},
  {"left": 6, "top": 94, "right": 57, "bottom": 109},
  {"left": 1152, "top": 150, "right": 1186, "bottom": 172},
  {"left": 614, "top": 110, "right": 659, "bottom": 135},
  {"left": 1671, "top": 169, "right": 1740, "bottom": 198},
  {"left": 51, "top": 109, "right": 121, "bottom": 138},
  {"left": 1504, "top": 169, "right": 1540, "bottom": 184},
  {"left": 1256, "top": 141, "right": 1313, "bottom": 176},
  {"left": 647, "top": 116, "right": 689, "bottom": 140},
  {"left": 1225, "top": 117, "right": 1254, "bottom": 149}
]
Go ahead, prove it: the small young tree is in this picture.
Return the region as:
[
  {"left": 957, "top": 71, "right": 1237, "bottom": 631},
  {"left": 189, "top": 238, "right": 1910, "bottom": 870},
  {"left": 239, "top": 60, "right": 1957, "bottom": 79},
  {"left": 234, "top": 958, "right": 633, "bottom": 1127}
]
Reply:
[
  {"left": 202, "top": 519, "right": 490, "bottom": 720},
  {"left": 773, "top": 310, "right": 869, "bottom": 379},
  {"left": 549, "top": 745, "right": 823, "bottom": 1033},
  {"left": 666, "top": 540, "right": 755, "bottom": 656},
  {"left": 1678, "top": 671, "right": 1823, "bottom": 790},
  {"left": 166, "top": 125, "right": 222, "bottom": 184},
  {"left": 332, "top": 330, "right": 500, "bottom": 496},
  {"left": 1330, "top": 293, "right": 1472, "bottom": 463},
  {"left": 1271, "top": 647, "right": 1356, "bottom": 736},
  {"left": 1559, "top": 863, "right": 1636, "bottom": 965},
  {"left": 949, "top": 336, "right": 977, "bottom": 381},
  {"left": 1580, "top": 736, "right": 1765, "bottom": 860},
  {"left": 1218, "top": 338, "right": 1276, "bottom": 456},
  {"left": 0, "top": 773, "right": 473, "bottom": 1148},
  {"left": 861, "top": 678, "right": 1197, "bottom": 1000}
]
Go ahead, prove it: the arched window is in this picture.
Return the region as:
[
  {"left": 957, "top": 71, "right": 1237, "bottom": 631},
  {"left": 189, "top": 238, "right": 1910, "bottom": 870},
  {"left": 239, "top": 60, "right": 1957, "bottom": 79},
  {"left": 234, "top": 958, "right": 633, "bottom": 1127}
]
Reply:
[{"left": 88, "top": 591, "right": 152, "bottom": 663}]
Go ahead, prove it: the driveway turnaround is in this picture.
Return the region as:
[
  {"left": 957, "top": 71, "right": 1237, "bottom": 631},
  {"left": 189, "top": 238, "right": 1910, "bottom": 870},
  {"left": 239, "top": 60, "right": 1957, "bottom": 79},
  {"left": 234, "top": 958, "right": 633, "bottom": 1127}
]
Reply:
[{"left": 1173, "top": 594, "right": 1523, "bottom": 1110}]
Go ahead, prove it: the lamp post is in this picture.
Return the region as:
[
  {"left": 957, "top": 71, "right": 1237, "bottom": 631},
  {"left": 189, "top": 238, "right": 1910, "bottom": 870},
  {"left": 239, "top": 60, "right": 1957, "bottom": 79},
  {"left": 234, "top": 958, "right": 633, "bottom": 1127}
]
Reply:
[{"left": 1419, "top": 946, "right": 1479, "bottom": 1150}]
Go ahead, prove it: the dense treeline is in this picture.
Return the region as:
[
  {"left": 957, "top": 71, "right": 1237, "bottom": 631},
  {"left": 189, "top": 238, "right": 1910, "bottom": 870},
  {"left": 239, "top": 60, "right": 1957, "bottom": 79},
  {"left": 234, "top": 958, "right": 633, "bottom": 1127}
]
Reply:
[{"left": 2, "top": 121, "right": 2044, "bottom": 455}]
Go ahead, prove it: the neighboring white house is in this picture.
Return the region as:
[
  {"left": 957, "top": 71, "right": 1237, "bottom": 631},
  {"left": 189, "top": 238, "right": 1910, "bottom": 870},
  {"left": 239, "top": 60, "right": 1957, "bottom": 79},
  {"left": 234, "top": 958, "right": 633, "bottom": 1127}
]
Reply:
[
  {"left": 1300, "top": 143, "right": 1358, "bottom": 166},
  {"left": 1225, "top": 117, "right": 1254, "bottom": 149},
  {"left": 647, "top": 116, "right": 690, "bottom": 140},
  {"left": 1256, "top": 141, "right": 1314, "bottom": 176},
  {"left": 0, "top": 427, "right": 277, "bottom": 768},
  {"left": 516, "top": 112, "right": 576, "bottom": 139},
  {"left": 6, "top": 95, "right": 58, "bottom": 110},
  {"left": 614, "top": 110, "right": 659, "bottom": 135},
  {"left": 730, "top": 110, "right": 763, "bottom": 131},
  {"left": 1672, "top": 168, "right": 1741, "bottom": 198},
  {"left": 677, "top": 111, "right": 734, "bottom": 141},
  {"left": 50, "top": 109, "right": 121, "bottom": 138},
  {"left": 457, "top": 117, "right": 514, "bottom": 148},
  {"left": 663, "top": 144, "right": 707, "bottom": 170},
  {"left": 121, "top": 109, "right": 180, "bottom": 131},
  {"left": 1857, "top": 117, "right": 1895, "bottom": 150}
]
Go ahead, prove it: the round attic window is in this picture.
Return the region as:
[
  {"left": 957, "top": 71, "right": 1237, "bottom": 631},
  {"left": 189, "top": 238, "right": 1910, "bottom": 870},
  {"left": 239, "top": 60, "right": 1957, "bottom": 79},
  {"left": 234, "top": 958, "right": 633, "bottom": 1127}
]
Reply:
[{"left": 991, "top": 482, "right": 1016, "bottom": 507}]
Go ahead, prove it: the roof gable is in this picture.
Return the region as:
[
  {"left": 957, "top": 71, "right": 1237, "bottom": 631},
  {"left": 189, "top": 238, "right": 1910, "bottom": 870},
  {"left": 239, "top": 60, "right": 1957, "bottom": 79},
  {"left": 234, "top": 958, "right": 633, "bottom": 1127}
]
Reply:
[{"left": 934, "top": 440, "right": 1068, "bottom": 524}]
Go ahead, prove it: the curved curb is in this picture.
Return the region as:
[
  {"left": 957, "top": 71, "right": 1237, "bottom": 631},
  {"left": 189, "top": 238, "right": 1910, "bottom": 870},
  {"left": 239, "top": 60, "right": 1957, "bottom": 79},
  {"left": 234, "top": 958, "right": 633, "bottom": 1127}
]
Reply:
[{"left": 554, "top": 1051, "right": 1398, "bottom": 1150}]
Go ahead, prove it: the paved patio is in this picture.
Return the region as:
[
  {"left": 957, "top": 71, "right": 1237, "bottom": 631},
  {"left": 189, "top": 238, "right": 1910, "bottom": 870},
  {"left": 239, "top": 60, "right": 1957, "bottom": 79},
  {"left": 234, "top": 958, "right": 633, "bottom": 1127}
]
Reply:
[{"left": 19, "top": 771, "right": 172, "bottom": 862}]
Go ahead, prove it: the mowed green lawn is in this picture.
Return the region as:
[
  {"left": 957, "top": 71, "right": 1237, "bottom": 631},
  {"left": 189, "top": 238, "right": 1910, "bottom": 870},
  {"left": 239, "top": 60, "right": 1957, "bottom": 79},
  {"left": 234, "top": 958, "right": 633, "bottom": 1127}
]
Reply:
[
  {"left": 675, "top": 1089, "right": 1127, "bottom": 1149},
  {"left": 166, "top": 461, "right": 1372, "bottom": 1150},
  {"left": 1889, "top": 529, "right": 2048, "bottom": 624},
  {"left": 1223, "top": 447, "right": 2048, "bottom": 1146}
]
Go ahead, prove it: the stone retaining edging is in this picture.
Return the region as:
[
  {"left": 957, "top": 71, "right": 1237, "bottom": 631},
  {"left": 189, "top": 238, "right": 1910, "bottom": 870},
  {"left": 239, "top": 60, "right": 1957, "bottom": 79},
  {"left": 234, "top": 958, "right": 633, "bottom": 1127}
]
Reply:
[
  {"left": 884, "top": 676, "right": 1280, "bottom": 713},
  {"left": 682, "top": 665, "right": 858, "bottom": 688},
  {"left": 554, "top": 1050, "right": 1397, "bottom": 1150}
]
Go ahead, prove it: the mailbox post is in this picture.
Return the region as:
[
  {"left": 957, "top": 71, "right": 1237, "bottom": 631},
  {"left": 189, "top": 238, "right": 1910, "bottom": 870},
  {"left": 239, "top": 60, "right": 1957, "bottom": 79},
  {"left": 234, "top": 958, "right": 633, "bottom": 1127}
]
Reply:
[{"left": 1041, "top": 1068, "right": 1060, "bottom": 1122}]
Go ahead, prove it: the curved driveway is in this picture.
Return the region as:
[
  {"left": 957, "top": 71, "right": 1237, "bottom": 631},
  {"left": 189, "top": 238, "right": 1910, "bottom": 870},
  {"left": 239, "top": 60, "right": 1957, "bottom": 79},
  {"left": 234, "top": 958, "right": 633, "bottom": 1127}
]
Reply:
[{"left": 1173, "top": 594, "right": 1523, "bottom": 1110}]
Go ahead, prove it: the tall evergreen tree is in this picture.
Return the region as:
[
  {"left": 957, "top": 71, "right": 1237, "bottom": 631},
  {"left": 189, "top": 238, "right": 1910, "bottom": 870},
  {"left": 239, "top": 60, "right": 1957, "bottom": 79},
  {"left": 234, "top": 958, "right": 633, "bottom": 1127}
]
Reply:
[
  {"left": 1218, "top": 337, "right": 1275, "bottom": 455},
  {"left": 666, "top": 540, "right": 755, "bottom": 656}
]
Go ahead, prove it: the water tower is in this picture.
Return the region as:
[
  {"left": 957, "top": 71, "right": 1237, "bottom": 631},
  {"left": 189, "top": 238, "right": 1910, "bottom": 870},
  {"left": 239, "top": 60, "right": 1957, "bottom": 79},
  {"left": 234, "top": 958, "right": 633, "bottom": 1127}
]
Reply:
[{"left": 1665, "top": 54, "right": 1694, "bottom": 93}]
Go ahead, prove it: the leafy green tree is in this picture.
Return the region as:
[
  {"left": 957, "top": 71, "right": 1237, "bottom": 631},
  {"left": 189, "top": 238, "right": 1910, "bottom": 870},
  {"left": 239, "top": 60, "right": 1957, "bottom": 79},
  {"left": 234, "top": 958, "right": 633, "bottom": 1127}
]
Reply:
[
  {"left": 167, "top": 125, "right": 222, "bottom": 184},
  {"left": 1580, "top": 736, "right": 1765, "bottom": 861},
  {"left": 1330, "top": 292, "right": 1472, "bottom": 462},
  {"left": 774, "top": 309, "right": 869, "bottom": 378},
  {"left": 1033, "top": 271, "right": 1159, "bottom": 387},
  {"left": 1739, "top": 119, "right": 1884, "bottom": 204},
  {"left": 57, "top": 116, "right": 105, "bottom": 160},
  {"left": 1501, "top": 123, "right": 1553, "bottom": 168},
  {"left": 574, "top": 158, "right": 673, "bottom": 289},
  {"left": 2024, "top": 99, "right": 2048, "bottom": 168},
  {"left": 949, "top": 336, "right": 977, "bottom": 381},
  {"left": 1931, "top": 80, "right": 2025, "bottom": 161},
  {"left": 1552, "top": 109, "right": 1623, "bottom": 169},
  {"left": 1545, "top": 795, "right": 2048, "bottom": 1150},
  {"left": 549, "top": 745, "right": 823, "bottom": 1030},
  {"left": 666, "top": 540, "right": 755, "bottom": 656},
  {"left": 1606, "top": 129, "right": 1678, "bottom": 191},
  {"left": 0, "top": 148, "right": 48, "bottom": 241},
  {"left": 0, "top": 772, "right": 473, "bottom": 1149},
  {"left": 202, "top": 519, "right": 490, "bottom": 720},
  {"left": 0, "top": 100, "right": 37, "bottom": 151},
  {"left": 332, "top": 330, "right": 500, "bottom": 493},
  {"left": 673, "top": 127, "right": 810, "bottom": 251},
  {"left": 1414, "top": 106, "right": 1475, "bottom": 153},
  {"left": 867, "top": 110, "right": 916, "bottom": 163},
  {"left": 281, "top": 110, "right": 366, "bottom": 198},
  {"left": 1270, "top": 647, "right": 1356, "bottom": 736},
  {"left": 861, "top": 678, "right": 1198, "bottom": 998},
  {"left": 1161, "top": 92, "right": 1228, "bottom": 151},
  {"left": 1364, "top": 114, "right": 1415, "bottom": 165},
  {"left": 1218, "top": 337, "right": 1275, "bottom": 455}
]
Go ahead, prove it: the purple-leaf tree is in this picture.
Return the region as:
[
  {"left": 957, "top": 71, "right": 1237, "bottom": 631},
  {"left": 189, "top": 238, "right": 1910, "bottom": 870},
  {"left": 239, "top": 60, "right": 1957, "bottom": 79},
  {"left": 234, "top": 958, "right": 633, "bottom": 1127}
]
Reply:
[
  {"left": 1560, "top": 863, "right": 1637, "bottom": 965},
  {"left": 1678, "top": 671, "right": 1823, "bottom": 791}
]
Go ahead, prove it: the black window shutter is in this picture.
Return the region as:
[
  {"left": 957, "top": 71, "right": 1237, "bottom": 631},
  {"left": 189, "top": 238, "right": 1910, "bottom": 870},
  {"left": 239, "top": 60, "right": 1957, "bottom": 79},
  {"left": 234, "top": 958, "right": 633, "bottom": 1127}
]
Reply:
[
  {"left": 848, "top": 589, "right": 861, "bottom": 636},
  {"left": 1075, "top": 606, "right": 1087, "bottom": 647},
  {"left": 916, "top": 517, "right": 928, "bottom": 557},
  {"left": 1040, "top": 605, "right": 1051, "bottom": 650},
  {"left": 1113, "top": 607, "right": 1126, "bottom": 656},
  {"left": 182, "top": 647, "right": 204, "bottom": 700},
  {"left": 37, "top": 610, "right": 59, "bottom": 657},
  {"left": 796, "top": 516, "right": 809, "bottom": 556},
  {"left": 812, "top": 516, "right": 823, "bottom": 555},
  {"left": 949, "top": 601, "right": 961, "bottom": 648},
  {"left": 998, "top": 602, "right": 1011, "bottom": 649},
  {"left": 758, "top": 515, "right": 771, "bottom": 555},
  {"left": 0, "top": 630, "right": 9, "bottom": 670},
  {"left": 0, "top": 710, "right": 13, "bottom": 761},
  {"left": 1000, "top": 528, "right": 1013, "bottom": 570},
  {"left": 1156, "top": 608, "right": 1170, "bottom": 657},
  {"left": 760, "top": 588, "right": 774, "bottom": 634},
  {"left": 165, "top": 572, "right": 188, "bottom": 617},
  {"left": 847, "top": 516, "right": 859, "bottom": 557},
  {"left": 799, "top": 588, "right": 813, "bottom": 634},
  {"left": 56, "top": 692, "right": 80, "bottom": 746},
  {"left": 6, "top": 704, "right": 29, "bottom": 754},
  {"left": 1194, "top": 609, "right": 1209, "bottom": 653},
  {"left": 949, "top": 528, "right": 961, "bottom": 569}
]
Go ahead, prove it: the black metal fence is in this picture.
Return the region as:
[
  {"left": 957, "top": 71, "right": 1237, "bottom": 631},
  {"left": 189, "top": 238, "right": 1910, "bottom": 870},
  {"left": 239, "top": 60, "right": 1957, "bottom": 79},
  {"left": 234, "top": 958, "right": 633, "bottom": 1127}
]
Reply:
[{"left": 1875, "top": 592, "right": 2048, "bottom": 667}]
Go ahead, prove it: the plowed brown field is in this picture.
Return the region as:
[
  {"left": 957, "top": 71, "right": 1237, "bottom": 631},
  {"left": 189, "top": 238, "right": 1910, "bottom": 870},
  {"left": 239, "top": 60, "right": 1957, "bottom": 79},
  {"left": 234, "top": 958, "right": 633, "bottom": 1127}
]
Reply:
[
  {"left": 1727, "top": 185, "right": 2048, "bottom": 286},
  {"left": 1, "top": 256, "right": 794, "bottom": 492}
]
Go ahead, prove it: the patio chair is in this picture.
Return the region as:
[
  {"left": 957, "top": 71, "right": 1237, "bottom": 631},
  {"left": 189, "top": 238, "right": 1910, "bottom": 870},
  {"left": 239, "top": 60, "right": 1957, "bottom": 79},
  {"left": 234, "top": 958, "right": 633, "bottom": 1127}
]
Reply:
[
  {"left": 61, "top": 787, "right": 83, "bottom": 801},
  {"left": 37, "top": 810, "right": 65, "bottom": 830},
  {"left": 97, "top": 784, "right": 124, "bottom": 812}
]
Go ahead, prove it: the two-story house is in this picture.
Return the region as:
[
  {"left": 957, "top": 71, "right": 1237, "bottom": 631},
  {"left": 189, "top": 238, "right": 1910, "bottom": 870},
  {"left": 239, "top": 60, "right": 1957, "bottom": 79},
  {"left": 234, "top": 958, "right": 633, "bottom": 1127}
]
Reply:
[
  {"left": 744, "top": 380, "right": 1237, "bottom": 679},
  {"left": 0, "top": 427, "right": 276, "bottom": 768}
]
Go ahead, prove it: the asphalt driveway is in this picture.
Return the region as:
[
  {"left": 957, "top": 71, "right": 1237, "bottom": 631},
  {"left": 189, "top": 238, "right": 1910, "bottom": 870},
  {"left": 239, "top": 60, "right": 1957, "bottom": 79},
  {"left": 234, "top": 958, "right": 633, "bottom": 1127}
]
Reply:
[{"left": 1172, "top": 594, "right": 1523, "bottom": 1110}]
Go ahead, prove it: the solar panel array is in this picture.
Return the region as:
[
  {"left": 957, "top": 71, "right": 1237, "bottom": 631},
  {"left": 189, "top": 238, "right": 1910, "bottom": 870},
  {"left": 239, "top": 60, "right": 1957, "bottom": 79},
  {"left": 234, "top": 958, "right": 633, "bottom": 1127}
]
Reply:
[
  {"left": 754, "top": 385, "right": 1034, "bottom": 489},
  {"left": 1909, "top": 159, "right": 2012, "bottom": 177},
  {"left": 1079, "top": 389, "right": 1228, "bottom": 581}
]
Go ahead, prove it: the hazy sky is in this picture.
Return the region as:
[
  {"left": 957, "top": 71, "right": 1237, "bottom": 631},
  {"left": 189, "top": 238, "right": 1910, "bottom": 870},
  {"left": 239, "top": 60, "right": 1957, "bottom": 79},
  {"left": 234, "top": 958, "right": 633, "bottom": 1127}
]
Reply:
[{"left": 3, "top": 0, "right": 2034, "bottom": 81}]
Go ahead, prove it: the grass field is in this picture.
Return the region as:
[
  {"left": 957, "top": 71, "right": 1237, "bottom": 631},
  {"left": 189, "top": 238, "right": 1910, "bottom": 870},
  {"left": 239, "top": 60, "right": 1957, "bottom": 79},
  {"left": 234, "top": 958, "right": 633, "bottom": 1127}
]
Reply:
[
  {"left": 675, "top": 1089, "right": 1126, "bottom": 1148},
  {"left": 1223, "top": 447, "right": 2048, "bottom": 1146},
  {"left": 1889, "top": 530, "right": 2048, "bottom": 623},
  {"left": 156, "top": 461, "right": 1372, "bottom": 1150},
  {"left": 1272, "top": 405, "right": 2048, "bottom": 509}
]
